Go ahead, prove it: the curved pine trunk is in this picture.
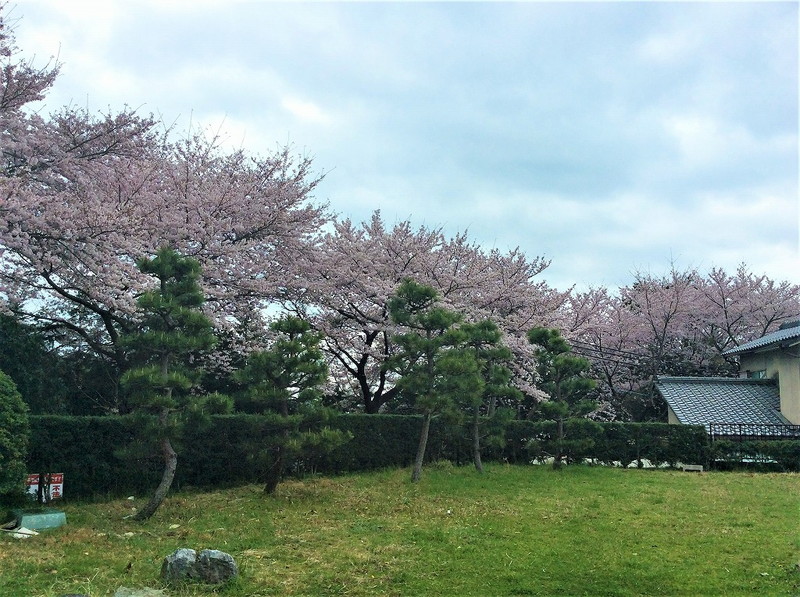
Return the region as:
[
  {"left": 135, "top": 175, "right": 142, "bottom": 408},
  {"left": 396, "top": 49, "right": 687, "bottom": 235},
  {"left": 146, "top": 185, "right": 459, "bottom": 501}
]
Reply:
[
  {"left": 411, "top": 412, "right": 432, "bottom": 483},
  {"left": 134, "top": 410, "right": 177, "bottom": 521}
]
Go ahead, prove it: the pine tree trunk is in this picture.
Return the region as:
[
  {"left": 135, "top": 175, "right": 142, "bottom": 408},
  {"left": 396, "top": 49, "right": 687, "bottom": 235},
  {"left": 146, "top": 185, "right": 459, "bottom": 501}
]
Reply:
[
  {"left": 264, "top": 445, "right": 283, "bottom": 494},
  {"left": 134, "top": 409, "right": 177, "bottom": 521},
  {"left": 411, "top": 412, "right": 432, "bottom": 483},
  {"left": 553, "top": 416, "right": 564, "bottom": 471},
  {"left": 472, "top": 407, "right": 483, "bottom": 473},
  {"left": 263, "top": 399, "right": 290, "bottom": 494}
]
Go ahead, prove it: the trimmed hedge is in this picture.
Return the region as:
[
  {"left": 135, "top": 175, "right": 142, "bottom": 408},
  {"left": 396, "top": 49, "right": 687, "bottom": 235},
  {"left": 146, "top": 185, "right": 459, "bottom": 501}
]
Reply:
[
  {"left": 710, "top": 439, "right": 800, "bottom": 471},
  {"left": 496, "top": 420, "right": 709, "bottom": 466},
  {"left": 27, "top": 415, "right": 301, "bottom": 499},
  {"left": 28, "top": 414, "right": 710, "bottom": 500}
]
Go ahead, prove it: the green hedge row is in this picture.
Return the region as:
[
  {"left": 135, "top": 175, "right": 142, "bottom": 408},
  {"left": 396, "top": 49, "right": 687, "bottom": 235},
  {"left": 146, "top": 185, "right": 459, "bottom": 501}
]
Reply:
[
  {"left": 710, "top": 439, "right": 800, "bottom": 471},
  {"left": 27, "top": 415, "right": 302, "bottom": 499},
  {"left": 27, "top": 415, "right": 714, "bottom": 499},
  {"left": 497, "top": 419, "right": 709, "bottom": 466}
]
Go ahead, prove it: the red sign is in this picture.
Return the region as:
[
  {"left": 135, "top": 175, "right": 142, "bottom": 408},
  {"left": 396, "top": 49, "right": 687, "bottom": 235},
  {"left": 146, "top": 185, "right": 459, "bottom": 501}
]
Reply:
[{"left": 26, "top": 473, "right": 64, "bottom": 501}]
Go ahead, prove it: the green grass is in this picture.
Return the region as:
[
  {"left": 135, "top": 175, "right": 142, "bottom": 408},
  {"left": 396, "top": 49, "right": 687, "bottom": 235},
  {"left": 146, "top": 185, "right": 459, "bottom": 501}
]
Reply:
[{"left": 1, "top": 464, "right": 799, "bottom": 596}]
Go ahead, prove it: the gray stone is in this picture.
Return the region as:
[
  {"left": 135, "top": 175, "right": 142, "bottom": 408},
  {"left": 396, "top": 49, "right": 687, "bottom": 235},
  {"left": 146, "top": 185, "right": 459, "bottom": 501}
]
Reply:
[
  {"left": 197, "top": 549, "right": 238, "bottom": 584},
  {"left": 160, "top": 547, "right": 238, "bottom": 585},
  {"left": 160, "top": 547, "right": 199, "bottom": 583}
]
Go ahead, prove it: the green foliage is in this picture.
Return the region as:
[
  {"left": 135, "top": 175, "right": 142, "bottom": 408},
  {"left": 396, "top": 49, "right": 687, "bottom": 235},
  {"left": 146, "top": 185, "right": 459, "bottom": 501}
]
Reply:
[
  {"left": 0, "top": 314, "right": 128, "bottom": 414},
  {"left": 0, "top": 314, "right": 69, "bottom": 414},
  {"left": 524, "top": 419, "right": 600, "bottom": 463},
  {"left": 120, "top": 247, "right": 227, "bottom": 519},
  {"left": 460, "top": 320, "right": 521, "bottom": 471},
  {"left": 27, "top": 414, "right": 713, "bottom": 499},
  {"left": 508, "top": 420, "right": 708, "bottom": 466},
  {"left": 236, "top": 316, "right": 328, "bottom": 413},
  {"left": 387, "top": 280, "right": 474, "bottom": 417},
  {"left": 27, "top": 415, "right": 151, "bottom": 499},
  {"left": 711, "top": 439, "right": 800, "bottom": 471},
  {"left": 326, "top": 414, "right": 424, "bottom": 471},
  {"left": 527, "top": 327, "right": 597, "bottom": 469},
  {"left": 527, "top": 327, "right": 597, "bottom": 417},
  {"left": 387, "top": 279, "right": 482, "bottom": 481},
  {"left": 0, "top": 370, "right": 30, "bottom": 503},
  {"left": 121, "top": 247, "right": 217, "bottom": 413},
  {"left": 235, "top": 315, "right": 347, "bottom": 492},
  {"left": 460, "top": 320, "right": 518, "bottom": 410}
]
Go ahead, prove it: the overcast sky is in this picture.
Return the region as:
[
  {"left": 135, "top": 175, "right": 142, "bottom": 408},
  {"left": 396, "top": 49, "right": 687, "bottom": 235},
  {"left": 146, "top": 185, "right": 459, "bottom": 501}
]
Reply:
[{"left": 11, "top": 0, "right": 799, "bottom": 291}]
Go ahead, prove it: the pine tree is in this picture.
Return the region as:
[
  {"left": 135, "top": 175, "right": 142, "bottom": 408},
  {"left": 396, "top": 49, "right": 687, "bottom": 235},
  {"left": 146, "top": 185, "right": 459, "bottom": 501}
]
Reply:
[
  {"left": 121, "top": 247, "right": 225, "bottom": 520},
  {"left": 387, "top": 280, "right": 482, "bottom": 482},
  {"left": 461, "top": 320, "right": 521, "bottom": 473},
  {"left": 235, "top": 316, "right": 347, "bottom": 493},
  {"left": 527, "top": 327, "right": 596, "bottom": 470}
]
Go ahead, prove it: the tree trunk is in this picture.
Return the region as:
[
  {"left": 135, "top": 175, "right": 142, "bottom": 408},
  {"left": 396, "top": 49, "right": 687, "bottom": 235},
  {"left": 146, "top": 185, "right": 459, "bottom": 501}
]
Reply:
[
  {"left": 134, "top": 409, "right": 177, "bottom": 521},
  {"left": 411, "top": 412, "right": 432, "bottom": 483},
  {"left": 264, "top": 445, "right": 284, "bottom": 494},
  {"left": 553, "top": 416, "right": 564, "bottom": 471},
  {"left": 487, "top": 395, "right": 497, "bottom": 418},
  {"left": 472, "top": 407, "right": 483, "bottom": 473},
  {"left": 265, "top": 398, "right": 289, "bottom": 494}
]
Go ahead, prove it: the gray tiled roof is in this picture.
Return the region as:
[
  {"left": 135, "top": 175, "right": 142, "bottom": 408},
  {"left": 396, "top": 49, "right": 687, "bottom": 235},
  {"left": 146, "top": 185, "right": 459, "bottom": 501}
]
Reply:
[
  {"left": 723, "top": 324, "right": 800, "bottom": 356},
  {"left": 656, "top": 376, "right": 789, "bottom": 430}
]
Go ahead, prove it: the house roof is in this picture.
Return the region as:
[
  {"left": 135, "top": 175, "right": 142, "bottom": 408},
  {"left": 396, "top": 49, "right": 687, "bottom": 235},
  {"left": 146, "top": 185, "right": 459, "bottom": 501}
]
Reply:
[
  {"left": 723, "top": 323, "right": 800, "bottom": 356},
  {"left": 655, "top": 376, "right": 789, "bottom": 430}
]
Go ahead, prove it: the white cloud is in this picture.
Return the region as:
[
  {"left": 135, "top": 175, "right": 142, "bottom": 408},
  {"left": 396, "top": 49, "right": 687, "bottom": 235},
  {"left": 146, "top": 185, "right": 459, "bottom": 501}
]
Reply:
[
  {"left": 281, "top": 97, "right": 333, "bottom": 126},
  {"left": 8, "top": 1, "right": 797, "bottom": 290},
  {"left": 636, "top": 30, "right": 698, "bottom": 66},
  {"left": 663, "top": 114, "right": 797, "bottom": 169}
]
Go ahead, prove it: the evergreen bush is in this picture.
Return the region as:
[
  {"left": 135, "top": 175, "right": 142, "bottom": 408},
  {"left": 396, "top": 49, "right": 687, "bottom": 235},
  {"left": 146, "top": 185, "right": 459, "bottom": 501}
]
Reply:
[{"left": 0, "top": 370, "right": 30, "bottom": 504}]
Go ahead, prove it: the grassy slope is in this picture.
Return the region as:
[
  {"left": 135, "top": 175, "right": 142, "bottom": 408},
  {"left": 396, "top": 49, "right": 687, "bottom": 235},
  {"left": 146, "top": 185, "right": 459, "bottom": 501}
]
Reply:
[{"left": 1, "top": 464, "right": 798, "bottom": 596}]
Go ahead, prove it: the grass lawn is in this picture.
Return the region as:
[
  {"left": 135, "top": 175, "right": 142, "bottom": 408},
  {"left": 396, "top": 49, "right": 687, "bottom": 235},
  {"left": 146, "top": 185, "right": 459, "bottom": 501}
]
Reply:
[{"left": 1, "top": 464, "right": 798, "bottom": 596}]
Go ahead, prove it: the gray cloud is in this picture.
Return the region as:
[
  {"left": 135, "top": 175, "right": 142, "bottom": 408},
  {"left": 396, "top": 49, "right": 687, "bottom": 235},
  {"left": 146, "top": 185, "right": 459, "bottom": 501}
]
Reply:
[{"left": 15, "top": 0, "right": 798, "bottom": 290}]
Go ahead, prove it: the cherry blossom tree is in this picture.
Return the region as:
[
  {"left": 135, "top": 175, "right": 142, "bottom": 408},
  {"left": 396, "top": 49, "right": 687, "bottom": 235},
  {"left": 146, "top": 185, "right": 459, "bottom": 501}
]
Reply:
[
  {"left": 0, "top": 8, "right": 327, "bottom": 412},
  {"left": 556, "top": 287, "right": 637, "bottom": 419},
  {"left": 565, "top": 264, "right": 800, "bottom": 420},
  {"left": 698, "top": 264, "right": 800, "bottom": 356},
  {"left": 290, "top": 211, "right": 564, "bottom": 414}
]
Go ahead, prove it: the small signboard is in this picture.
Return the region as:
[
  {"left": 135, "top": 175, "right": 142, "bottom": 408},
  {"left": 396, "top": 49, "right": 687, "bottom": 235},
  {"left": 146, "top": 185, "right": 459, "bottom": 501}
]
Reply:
[{"left": 26, "top": 473, "right": 64, "bottom": 502}]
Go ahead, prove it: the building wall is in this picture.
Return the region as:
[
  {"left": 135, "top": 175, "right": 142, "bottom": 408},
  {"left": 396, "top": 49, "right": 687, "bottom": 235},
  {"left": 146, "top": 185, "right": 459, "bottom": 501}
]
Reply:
[
  {"left": 667, "top": 405, "right": 680, "bottom": 425},
  {"left": 740, "top": 350, "right": 800, "bottom": 424}
]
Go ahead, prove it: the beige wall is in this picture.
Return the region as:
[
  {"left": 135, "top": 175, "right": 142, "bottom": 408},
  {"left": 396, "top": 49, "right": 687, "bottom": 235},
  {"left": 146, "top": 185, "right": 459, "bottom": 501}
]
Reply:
[
  {"left": 740, "top": 351, "right": 800, "bottom": 424},
  {"left": 667, "top": 406, "right": 680, "bottom": 424}
]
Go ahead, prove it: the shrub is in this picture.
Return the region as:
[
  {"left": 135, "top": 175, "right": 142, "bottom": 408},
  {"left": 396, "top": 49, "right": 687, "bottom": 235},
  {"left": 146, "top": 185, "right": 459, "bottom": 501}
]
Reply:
[
  {"left": 711, "top": 439, "right": 800, "bottom": 471},
  {"left": 0, "top": 370, "right": 30, "bottom": 504},
  {"left": 505, "top": 420, "right": 707, "bottom": 466}
]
